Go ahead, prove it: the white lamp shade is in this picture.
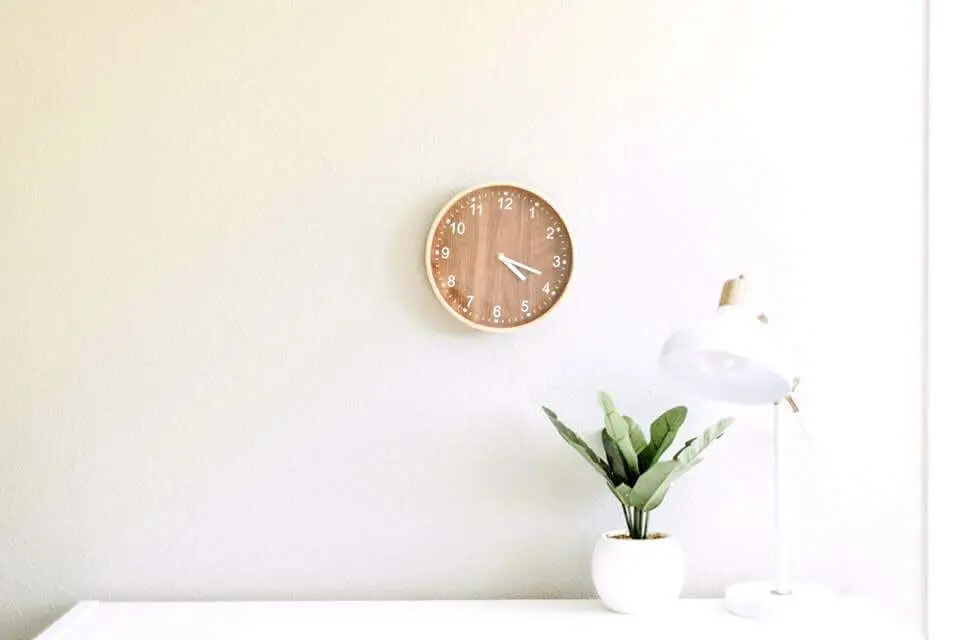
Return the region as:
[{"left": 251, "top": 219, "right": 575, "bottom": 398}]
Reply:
[{"left": 659, "top": 306, "right": 793, "bottom": 405}]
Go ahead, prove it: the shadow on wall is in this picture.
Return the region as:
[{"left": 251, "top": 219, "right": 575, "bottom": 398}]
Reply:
[{"left": 5, "top": 608, "right": 65, "bottom": 640}]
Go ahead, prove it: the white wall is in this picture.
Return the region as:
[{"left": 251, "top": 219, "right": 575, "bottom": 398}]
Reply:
[
  {"left": 928, "top": 0, "right": 959, "bottom": 636},
  {"left": 0, "top": 2, "right": 924, "bottom": 638}
]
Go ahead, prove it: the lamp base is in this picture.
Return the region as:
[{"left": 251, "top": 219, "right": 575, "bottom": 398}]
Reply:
[{"left": 725, "top": 581, "right": 839, "bottom": 622}]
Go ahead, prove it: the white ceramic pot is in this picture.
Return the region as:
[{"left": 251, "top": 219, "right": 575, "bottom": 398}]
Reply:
[{"left": 591, "top": 530, "right": 684, "bottom": 614}]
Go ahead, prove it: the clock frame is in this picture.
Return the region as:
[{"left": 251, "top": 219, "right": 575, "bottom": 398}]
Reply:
[{"left": 424, "top": 183, "right": 573, "bottom": 332}]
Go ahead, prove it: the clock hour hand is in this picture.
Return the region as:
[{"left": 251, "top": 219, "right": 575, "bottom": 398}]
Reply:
[
  {"left": 497, "top": 253, "right": 527, "bottom": 281},
  {"left": 500, "top": 255, "right": 542, "bottom": 276}
]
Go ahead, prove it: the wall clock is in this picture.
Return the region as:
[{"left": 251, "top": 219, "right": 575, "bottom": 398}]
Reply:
[{"left": 425, "top": 183, "right": 573, "bottom": 331}]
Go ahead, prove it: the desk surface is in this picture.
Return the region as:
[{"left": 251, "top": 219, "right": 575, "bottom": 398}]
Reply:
[{"left": 36, "top": 599, "right": 921, "bottom": 640}]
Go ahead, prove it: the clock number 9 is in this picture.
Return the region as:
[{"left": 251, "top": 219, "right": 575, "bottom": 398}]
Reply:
[
  {"left": 493, "top": 305, "right": 502, "bottom": 319},
  {"left": 440, "top": 247, "right": 450, "bottom": 259}
]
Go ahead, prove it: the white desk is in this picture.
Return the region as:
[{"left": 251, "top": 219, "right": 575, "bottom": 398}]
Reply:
[{"left": 36, "top": 599, "right": 921, "bottom": 640}]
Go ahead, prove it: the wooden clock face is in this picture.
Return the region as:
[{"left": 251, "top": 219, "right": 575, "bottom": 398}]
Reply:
[{"left": 425, "top": 184, "right": 573, "bottom": 331}]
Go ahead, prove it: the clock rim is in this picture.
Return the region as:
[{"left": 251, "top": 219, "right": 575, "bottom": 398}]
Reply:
[{"left": 423, "top": 182, "right": 574, "bottom": 333}]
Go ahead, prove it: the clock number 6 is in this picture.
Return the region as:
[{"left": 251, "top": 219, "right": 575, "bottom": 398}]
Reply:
[{"left": 493, "top": 305, "right": 502, "bottom": 319}]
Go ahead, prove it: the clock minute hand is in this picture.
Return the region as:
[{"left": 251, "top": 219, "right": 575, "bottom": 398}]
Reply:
[
  {"left": 497, "top": 253, "right": 527, "bottom": 281},
  {"left": 501, "top": 256, "right": 542, "bottom": 276}
]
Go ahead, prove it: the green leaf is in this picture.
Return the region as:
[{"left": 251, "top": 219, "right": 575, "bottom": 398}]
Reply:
[
  {"left": 677, "top": 456, "right": 703, "bottom": 477},
  {"left": 626, "top": 460, "right": 681, "bottom": 510},
  {"left": 643, "top": 417, "right": 732, "bottom": 513},
  {"left": 624, "top": 415, "right": 648, "bottom": 454},
  {"left": 598, "top": 392, "right": 629, "bottom": 439},
  {"left": 598, "top": 391, "right": 618, "bottom": 418},
  {"left": 602, "top": 430, "right": 632, "bottom": 484},
  {"left": 641, "top": 470, "right": 679, "bottom": 512},
  {"left": 598, "top": 392, "right": 640, "bottom": 476},
  {"left": 607, "top": 482, "right": 632, "bottom": 506},
  {"left": 646, "top": 417, "right": 732, "bottom": 513},
  {"left": 638, "top": 406, "right": 687, "bottom": 470},
  {"left": 643, "top": 458, "right": 702, "bottom": 512},
  {"left": 673, "top": 417, "right": 734, "bottom": 465},
  {"left": 543, "top": 407, "right": 612, "bottom": 481}
]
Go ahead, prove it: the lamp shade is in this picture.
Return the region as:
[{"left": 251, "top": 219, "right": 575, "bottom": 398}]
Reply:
[{"left": 659, "top": 305, "right": 792, "bottom": 405}]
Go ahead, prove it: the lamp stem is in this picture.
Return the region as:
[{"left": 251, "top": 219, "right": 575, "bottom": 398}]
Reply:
[{"left": 773, "top": 402, "right": 791, "bottom": 595}]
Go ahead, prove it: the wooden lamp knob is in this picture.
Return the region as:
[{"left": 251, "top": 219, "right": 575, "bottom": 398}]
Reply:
[{"left": 718, "top": 275, "right": 748, "bottom": 307}]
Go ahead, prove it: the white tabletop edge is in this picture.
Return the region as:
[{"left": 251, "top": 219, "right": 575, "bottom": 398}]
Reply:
[{"left": 32, "top": 598, "right": 922, "bottom": 640}]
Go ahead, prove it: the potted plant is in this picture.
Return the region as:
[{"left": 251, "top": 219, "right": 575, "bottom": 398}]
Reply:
[{"left": 542, "top": 392, "right": 732, "bottom": 614}]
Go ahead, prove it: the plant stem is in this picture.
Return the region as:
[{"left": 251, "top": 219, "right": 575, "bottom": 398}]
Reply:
[{"left": 621, "top": 504, "right": 632, "bottom": 535}]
